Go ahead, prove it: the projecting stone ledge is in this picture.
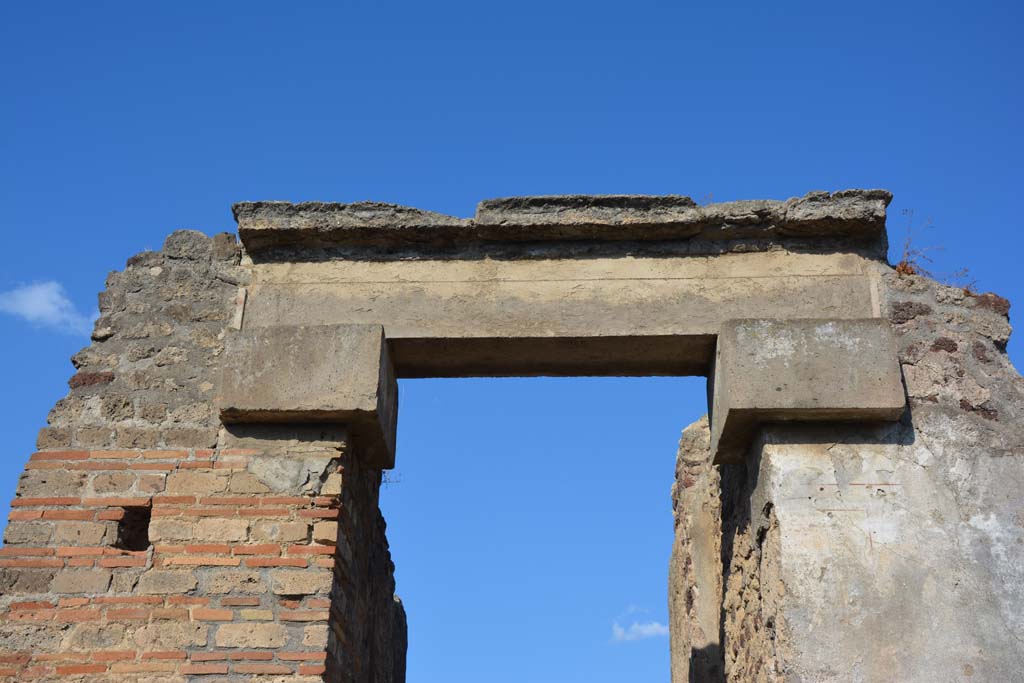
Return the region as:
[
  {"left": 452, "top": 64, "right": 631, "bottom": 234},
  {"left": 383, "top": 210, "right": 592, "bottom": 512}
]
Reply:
[
  {"left": 216, "top": 324, "right": 398, "bottom": 469},
  {"left": 710, "top": 318, "right": 907, "bottom": 464},
  {"left": 233, "top": 189, "right": 892, "bottom": 251}
]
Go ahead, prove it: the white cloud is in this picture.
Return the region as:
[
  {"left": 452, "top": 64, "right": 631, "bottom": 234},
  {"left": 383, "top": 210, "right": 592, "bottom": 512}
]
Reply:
[
  {"left": 0, "top": 281, "right": 93, "bottom": 335},
  {"left": 611, "top": 620, "right": 670, "bottom": 642}
]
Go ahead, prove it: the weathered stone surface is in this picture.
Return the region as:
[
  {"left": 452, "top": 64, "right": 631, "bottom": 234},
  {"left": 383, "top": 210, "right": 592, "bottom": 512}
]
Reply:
[
  {"left": 312, "top": 521, "right": 338, "bottom": 545},
  {"left": 50, "top": 569, "right": 112, "bottom": 594},
  {"left": 670, "top": 269, "right": 1024, "bottom": 681},
  {"left": 214, "top": 623, "right": 288, "bottom": 648},
  {"left": 137, "top": 569, "right": 198, "bottom": 594},
  {"left": 193, "top": 517, "right": 247, "bottom": 542},
  {"left": 53, "top": 520, "right": 108, "bottom": 545},
  {"left": 710, "top": 318, "right": 907, "bottom": 464},
  {"left": 270, "top": 569, "right": 332, "bottom": 596},
  {"left": 5, "top": 190, "right": 1020, "bottom": 683},
  {"left": 233, "top": 200, "right": 471, "bottom": 250},
  {"left": 218, "top": 323, "right": 397, "bottom": 467},
  {"left": 204, "top": 570, "right": 267, "bottom": 594},
  {"left": 245, "top": 250, "right": 880, "bottom": 378},
  {"left": 668, "top": 416, "right": 723, "bottom": 683},
  {"left": 234, "top": 190, "right": 890, "bottom": 251},
  {"left": 133, "top": 622, "right": 208, "bottom": 649}
]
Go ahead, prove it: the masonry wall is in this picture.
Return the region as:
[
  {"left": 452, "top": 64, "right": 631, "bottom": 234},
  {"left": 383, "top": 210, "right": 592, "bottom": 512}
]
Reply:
[
  {"left": 669, "top": 269, "right": 1024, "bottom": 681},
  {"left": 0, "top": 232, "right": 405, "bottom": 682}
]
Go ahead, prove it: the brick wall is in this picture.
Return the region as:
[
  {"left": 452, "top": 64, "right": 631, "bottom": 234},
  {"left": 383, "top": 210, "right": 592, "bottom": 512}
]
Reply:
[{"left": 0, "top": 232, "right": 405, "bottom": 682}]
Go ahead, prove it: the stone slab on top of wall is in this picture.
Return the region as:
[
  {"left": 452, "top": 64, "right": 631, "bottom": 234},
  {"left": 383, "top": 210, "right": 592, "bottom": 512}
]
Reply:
[
  {"left": 233, "top": 189, "right": 892, "bottom": 250},
  {"left": 235, "top": 190, "right": 893, "bottom": 378}
]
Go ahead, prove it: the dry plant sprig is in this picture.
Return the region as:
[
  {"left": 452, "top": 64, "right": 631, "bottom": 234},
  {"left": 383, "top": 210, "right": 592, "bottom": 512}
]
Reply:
[{"left": 893, "top": 209, "right": 977, "bottom": 294}]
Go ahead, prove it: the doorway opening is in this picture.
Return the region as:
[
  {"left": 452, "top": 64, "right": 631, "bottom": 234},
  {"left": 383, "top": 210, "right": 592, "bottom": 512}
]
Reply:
[{"left": 381, "top": 376, "right": 706, "bottom": 683}]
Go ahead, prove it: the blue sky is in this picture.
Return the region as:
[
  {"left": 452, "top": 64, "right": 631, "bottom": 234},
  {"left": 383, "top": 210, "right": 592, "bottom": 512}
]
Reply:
[{"left": 1, "top": 1, "right": 1021, "bottom": 680}]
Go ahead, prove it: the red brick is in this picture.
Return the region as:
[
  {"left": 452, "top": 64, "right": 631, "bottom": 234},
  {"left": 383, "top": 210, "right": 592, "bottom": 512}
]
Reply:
[
  {"left": 94, "top": 596, "right": 162, "bottom": 605},
  {"left": 129, "top": 462, "right": 176, "bottom": 471},
  {"left": 238, "top": 507, "right": 287, "bottom": 517},
  {"left": 68, "top": 371, "right": 114, "bottom": 388},
  {"left": 300, "top": 664, "right": 328, "bottom": 675},
  {"left": 56, "top": 547, "right": 104, "bottom": 557},
  {"left": 280, "top": 610, "right": 329, "bottom": 622},
  {"left": 287, "top": 544, "right": 334, "bottom": 555},
  {"left": 152, "top": 495, "right": 196, "bottom": 504},
  {"left": 260, "top": 496, "right": 309, "bottom": 506},
  {"left": 298, "top": 508, "right": 339, "bottom": 519},
  {"left": 89, "top": 450, "right": 140, "bottom": 459},
  {"left": 42, "top": 510, "right": 94, "bottom": 521},
  {"left": 54, "top": 608, "right": 102, "bottom": 623},
  {"left": 56, "top": 664, "right": 107, "bottom": 674},
  {"left": 141, "top": 651, "right": 186, "bottom": 660},
  {"left": 7, "top": 510, "right": 42, "bottom": 521},
  {"left": 168, "top": 596, "right": 208, "bottom": 605},
  {"left": 178, "top": 460, "right": 214, "bottom": 469},
  {"left": 279, "top": 651, "right": 327, "bottom": 661},
  {"left": 233, "top": 663, "right": 291, "bottom": 674},
  {"left": 68, "top": 461, "right": 128, "bottom": 471},
  {"left": 244, "top": 557, "right": 307, "bottom": 568},
  {"left": 30, "top": 451, "right": 89, "bottom": 461},
  {"left": 106, "top": 609, "right": 150, "bottom": 621},
  {"left": 152, "top": 608, "right": 189, "bottom": 620},
  {"left": 10, "top": 497, "right": 80, "bottom": 507},
  {"left": 192, "top": 608, "right": 233, "bottom": 621},
  {"left": 99, "top": 556, "right": 148, "bottom": 568},
  {"left": 184, "top": 544, "right": 231, "bottom": 554},
  {"left": 164, "top": 556, "right": 240, "bottom": 567},
  {"left": 220, "top": 597, "right": 261, "bottom": 606},
  {"left": 188, "top": 652, "right": 228, "bottom": 661},
  {"left": 232, "top": 544, "right": 280, "bottom": 556},
  {"left": 227, "top": 651, "right": 273, "bottom": 661},
  {"left": 181, "top": 663, "right": 228, "bottom": 674},
  {"left": 141, "top": 450, "right": 188, "bottom": 459},
  {"left": 0, "top": 558, "right": 63, "bottom": 568},
  {"left": 198, "top": 496, "right": 259, "bottom": 506},
  {"left": 10, "top": 601, "right": 55, "bottom": 610},
  {"left": 81, "top": 497, "right": 151, "bottom": 507},
  {"left": 92, "top": 651, "right": 135, "bottom": 662},
  {"left": 0, "top": 547, "right": 54, "bottom": 556}
]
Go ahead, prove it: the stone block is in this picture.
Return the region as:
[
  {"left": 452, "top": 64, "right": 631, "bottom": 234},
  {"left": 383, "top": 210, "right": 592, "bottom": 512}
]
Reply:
[
  {"left": 4, "top": 521, "right": 54, "bottom": 545},
  {"left": 710, "top": 318, "right": 906, "bottom": 464},
  {"left": 137, "top": 569, "right": 198, "bottom": 594},
  {"left": 234, "top": 190, "right": 890, "bottom": 250},
  {"left": 204, "top": 570, "right": 266, "bottom": 594},
  {"left": 270, "top": 569, "right": 332, "bottom": 596},
  {"left": 165, "top": 470, "right": 228, "bottom": 495},
  {"left": 51, "top": 569, "right": 112, "bottom": 594},
  {"left": 214, "top": 623, "right": 288, "bottom": 648},
  {"left": 53, "top": 521, "right": 107, "bottom": 546},
  {"left": 193, "top": 518, "right": 247, "bottom": 543},
  {"left": 133, "top": 622, "right": 208, "bottom": 650},
  {"left": 218, "top": 324, "right": 397, "bottom": 468},
  {"left": 148, "top": 519, "right": 195, "bottom": 543},
  {"left": 312, "top": 521, "right": 338, "bottom": 545}
]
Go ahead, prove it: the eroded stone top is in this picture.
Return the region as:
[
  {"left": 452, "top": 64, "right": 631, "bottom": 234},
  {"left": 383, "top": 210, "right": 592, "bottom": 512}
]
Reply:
[{"left": 233, "top": 189, "right": 892, "bottom": 252}]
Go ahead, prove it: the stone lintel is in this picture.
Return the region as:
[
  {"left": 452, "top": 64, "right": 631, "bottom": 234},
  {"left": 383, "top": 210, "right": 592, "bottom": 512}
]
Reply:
[
  {"left": 709, "top": 318, "right": 906, "bottom": 464},
  {"left": 233, "top": 189, "right": 892, "bottom": 252},
  {"left": 217, "top": 324, "right": 398, "bottom": 469}
]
